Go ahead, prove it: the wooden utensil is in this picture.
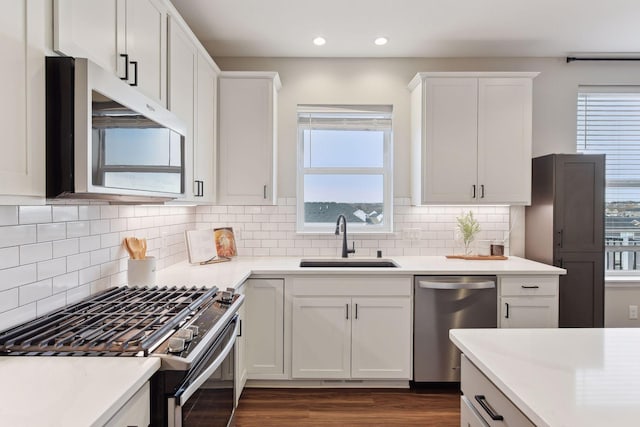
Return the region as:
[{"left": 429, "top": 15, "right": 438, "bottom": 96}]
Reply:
[{"left": 124, "top": 237, "right": 147, "bottom": 259}]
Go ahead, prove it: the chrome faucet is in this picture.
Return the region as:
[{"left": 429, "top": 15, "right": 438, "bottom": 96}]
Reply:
[{"left": 335, "top": 214, "right": 356, "bottom": 258}]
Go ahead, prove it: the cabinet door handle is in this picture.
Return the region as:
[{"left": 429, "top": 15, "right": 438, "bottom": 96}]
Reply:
[
  {"left": 472, "top": 185, "right": 476, "bottom": 198},
  {"left": 129, "top": 60, "right": 138, "bottom": 86},
  {"left": 521, "top": 285, "right": 539, "bottom": 289},
  {"left": 346, "top": 304, "right": 349, "bottom": 319},
  {"left": 474, "top": 395, "right": 504, "bottom": 421},
  {"left": 557, "top": 229, "right": 564, "bottom": 248},
  {"left": 355, "top": 303, "right": 358, "bottom": 320},
  {"left": 480, "top": 184, "right": 485, "bottom": 198},
  {"left": 556, "top": 258, "right": 564, "bottom": 268},
  {"left": 263, "top": 184, "right": 267, "bottom": 199},
  {"left": 119, "top": 53, "right": 129, "bottom": 81},
  {"left": 200, "top": 180, "right": 204, "bottom": 197},
  {"left": 237, "top": 319, "right": 242, "bottom": 337},
  {"left": 505, "top": 302, "right": 510, "bottom": 318}
]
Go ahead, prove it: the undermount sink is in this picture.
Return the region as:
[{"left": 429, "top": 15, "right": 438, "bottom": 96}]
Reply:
[{"left": 299, "top": 258, "right": 399, "bottom": 268}]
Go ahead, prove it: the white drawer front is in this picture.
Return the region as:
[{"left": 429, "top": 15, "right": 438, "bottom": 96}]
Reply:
[
  {"left": 500, "top": 276, "right": 558, "bottom": 296},
  {"left": 461, "top": 395, "right": 490, "bottom": 427},
  {"left": 461, "top": 355, "right": 535, "bottom": 427}
]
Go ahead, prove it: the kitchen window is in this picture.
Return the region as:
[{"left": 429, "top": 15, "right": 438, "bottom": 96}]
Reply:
[
  {"left": 577, "top": 88, "right": 640, "bottom": 271},
  {"left": 297, "top": 105, "right": 393, "bottom": 233}
]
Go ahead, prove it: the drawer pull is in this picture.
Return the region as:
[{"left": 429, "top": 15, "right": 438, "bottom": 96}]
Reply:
[
  {"left": 521, "top": 285, "right": 540, "bottom": 289},
  {"left": 475, "top": 394, "right": 504, "bottom": 421}
]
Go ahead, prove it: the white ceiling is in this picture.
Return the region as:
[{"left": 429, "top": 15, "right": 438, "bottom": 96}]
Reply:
[{"left": 170, "top": 0, "right": 640, "bottom": 58}]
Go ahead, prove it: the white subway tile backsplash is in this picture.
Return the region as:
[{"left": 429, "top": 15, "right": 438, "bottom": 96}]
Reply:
[
  {"left": 90, "top": 219, "right": 110, "bottom": 235},
  {"left": 37, "top": 258, "right": 67, "bottom": 281},
  {"left": 0, "top": 289, "right": 19, "bottom": 312},
  {"left": 0, "top": 264, "right": 37, "bottom": 292},
  {"left": 19, "top": 279, "right": 52, "bottom": 305},
  {"left": 0, "top": 199, "right": 511, "bottom": 330},
  {"left": 67, "top": 252, "right": 91, "bottom": 272},
  {"left": 79, "top": 205, "right": 101, "bottom": 220},
  {"left": 20, "top": 242, "right": 52, "bottom": 265},
  {"left": 0, "top": 247, "right": 19, "bottom": 269},
  {"left": 0, "top": 225, "right": 37, "bottom": 248},
  {"left": 0, "top": 303, "right": 36, "bottom": 331},
  {"left": 19, "top": 206, "right": 52, "bottom": 224},
  {"left": 66, "top": 285, "right": 91, "bottom": 304},
  {"left": 90, "top": 248, "right": 110, "bottom": 266},
  {"left": 0, "top": 206, "right": 18, "bottom": 226},
  {"left": 79, "top": 235, "right": 101, "bottom": 253},
  {"left": 53, "top": 271, "right": 79, "bottom": 294},
  {"left": 36, "top": 292, "right": 67, "bottom": 316},
  {"left": 79, "top": 266, "right": 101, "bottom": 285},
  {"left": 52, "top": 206, "right": 78, "bottom": 222},
  {"left": 37, "top": 222, "right": 67, "bottom": 242},
  {"left": 53, "top": 238, "right": 79, "bottom": 258}
]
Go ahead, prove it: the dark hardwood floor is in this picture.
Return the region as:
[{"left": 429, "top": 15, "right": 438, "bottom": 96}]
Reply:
[{"left": 234, "top": 388, "right": 460, "bottom": 426}]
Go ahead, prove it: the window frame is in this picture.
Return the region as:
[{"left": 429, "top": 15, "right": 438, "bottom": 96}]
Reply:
[
  {"left": 577, "top": 87, "right": 640, "bottom": 275},
  {"left": 296, "top": 105, "right": 393, "bottom": 234}
]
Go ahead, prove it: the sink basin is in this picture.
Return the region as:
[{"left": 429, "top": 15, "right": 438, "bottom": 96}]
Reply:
[{"left": 299, "top": 258, "right": 399, "bottom": 268}]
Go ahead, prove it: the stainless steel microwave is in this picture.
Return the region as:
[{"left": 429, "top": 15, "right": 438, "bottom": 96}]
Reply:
[{"left": 46, "top": 57, "right": 186, "bottom": 202}]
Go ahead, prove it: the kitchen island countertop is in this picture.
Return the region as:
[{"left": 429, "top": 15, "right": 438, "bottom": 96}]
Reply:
[
  {"left": 0, "top": 356, "right": 160, "bottom": 427},
  {"left": 450, "top": 328, "right": 640, "bottom": 427}
]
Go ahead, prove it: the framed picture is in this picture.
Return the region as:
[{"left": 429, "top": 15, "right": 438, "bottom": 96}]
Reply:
[{"left": 214, "top": 227, "right": 237, "bottom": 258}]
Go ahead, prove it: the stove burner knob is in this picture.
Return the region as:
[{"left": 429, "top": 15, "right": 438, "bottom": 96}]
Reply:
[
  {"left": 187, "top": 325, "right": 199, "bottom": 336},
  {"left": 167, "top": 337, "right": 186, "bottom": 353},
  {"left": 174, "top": 328, "right": 194, "bottom": 342}
]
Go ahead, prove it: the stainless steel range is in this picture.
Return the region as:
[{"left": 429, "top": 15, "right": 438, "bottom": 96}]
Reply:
[{"left": 0, "top": 285, "right": 244, "bottom": 427}]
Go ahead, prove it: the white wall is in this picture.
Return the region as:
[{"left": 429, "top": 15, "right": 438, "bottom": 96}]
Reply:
[
  {"left": 605, "top": 283, "right": 640, "bottom": 327},
  {"left": 215, "top": 56, "right": 640, "bottom": 198}
]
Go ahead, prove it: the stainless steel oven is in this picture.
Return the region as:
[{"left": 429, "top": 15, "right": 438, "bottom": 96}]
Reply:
[
  {"left": 166, "top": 315, "right": 238, "bottom": 427},
  {"left": 0, "top": 285, "right": 243, "bottom": 427}
]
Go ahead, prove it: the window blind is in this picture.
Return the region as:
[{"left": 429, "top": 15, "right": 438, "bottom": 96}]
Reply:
[
  {"left": 297, "top": 104, "right": 392, "bottom": 131},
  {"left": 577, "top": 91, "right": 640, "bottom": 195}
]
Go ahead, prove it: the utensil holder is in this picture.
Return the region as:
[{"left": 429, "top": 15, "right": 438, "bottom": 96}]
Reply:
[{"left": 127, "top": 256, "right": 157, "bottom": 285}]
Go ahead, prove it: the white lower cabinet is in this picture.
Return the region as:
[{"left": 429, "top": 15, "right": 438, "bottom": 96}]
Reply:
[
  {"left": 461, "top": 354, "right": 534, "bottom": 426},
  {"left": 244, "top": 278, "right": 285, "bottom": 378},
  {"left": 290, "top": 276, "right": 412, "bottom": 380},
  {"left": 351, "top": 297, "right": 412, "bottom": 379},
  {"left": 292, "top": 297, "right": 352, "bottom": 379},
  {"left": 104, "top": 381, "right": 150, "bottom": 427},
  {"left": 499, "top": 276, "right": 559, "bottom": 328},
  {"left": 461, "top": 395, "right": 489, "bottom": 427}
]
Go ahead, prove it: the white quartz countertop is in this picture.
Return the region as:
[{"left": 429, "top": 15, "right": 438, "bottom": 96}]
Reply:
[
  {"left": 157, "top": 255, "right": 565, "bottom": 289},
  {"left": 0, "top": 356, "right": 160, "bottom": 427},
  {"left": 450, "top": 328, "right": 640, "bottom": 427}
]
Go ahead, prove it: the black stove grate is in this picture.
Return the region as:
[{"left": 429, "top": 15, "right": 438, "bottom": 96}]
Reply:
[{"left": 0, "top": 285, "right": 218, "bottom": 356}]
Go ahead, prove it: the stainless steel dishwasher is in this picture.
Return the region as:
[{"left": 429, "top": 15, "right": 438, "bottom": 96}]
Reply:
[{"left": 413, "top": 276, "right": 497, "bottom": 383}]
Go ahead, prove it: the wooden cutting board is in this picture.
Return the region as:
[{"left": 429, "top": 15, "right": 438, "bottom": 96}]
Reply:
[{"left": 446, "top": 255, "right": 508, "bottom": 260}]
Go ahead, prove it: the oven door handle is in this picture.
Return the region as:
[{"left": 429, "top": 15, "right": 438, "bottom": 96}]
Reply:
[{"left": 176, "top": 319, "right": 239, "bottom": 406}]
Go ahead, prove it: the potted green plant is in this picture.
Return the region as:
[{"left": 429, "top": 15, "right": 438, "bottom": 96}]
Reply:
[{"left": 456, "top": 211, "right": 481, "bottom": 255}]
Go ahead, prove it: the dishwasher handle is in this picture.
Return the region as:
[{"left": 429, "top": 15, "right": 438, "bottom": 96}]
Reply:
[{"left": 417, "top": 280, "right": 495, "bottom": 290}]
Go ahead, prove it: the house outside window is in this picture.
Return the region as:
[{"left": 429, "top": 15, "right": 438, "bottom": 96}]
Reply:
[
  {"left": 577, "top": 88, "right": 640, "bottom": 272},
  {"left": 297, "top": 105, "right": 393, "bottom": 233}
]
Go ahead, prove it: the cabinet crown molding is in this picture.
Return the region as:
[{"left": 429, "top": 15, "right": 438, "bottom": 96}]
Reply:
[{"left": 408, "top": 71, "right": 540, "bottom": 91}]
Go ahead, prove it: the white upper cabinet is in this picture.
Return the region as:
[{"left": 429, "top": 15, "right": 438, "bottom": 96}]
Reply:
[
  {"left": 167, "top": 16, "right": 218, "bottom": 202},
  {"left": 54, "top": 0, "right": 167, "bottom": 105},
  {"left": 167, "top": 16, "right": 196, "bottom": 200},
  {"left": 0, "top": 0, "right": 45, "bottom": 201},
  {"left": 409, "top": 72, "right": 537, "bottom": 205},
  {"left": 193, "top": 53, "right": 217, "bottom": 202},
  {"left": 218, "top": 72, "right": 281, "bottom": 205}
]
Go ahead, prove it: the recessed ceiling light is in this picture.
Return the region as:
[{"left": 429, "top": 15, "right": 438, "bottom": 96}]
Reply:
[
  {"left": 374, "top": 37, "right": 388, "bottom": 46},
  {"left": 313, "top": 37, "right": 326, "bottom": 46}
]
